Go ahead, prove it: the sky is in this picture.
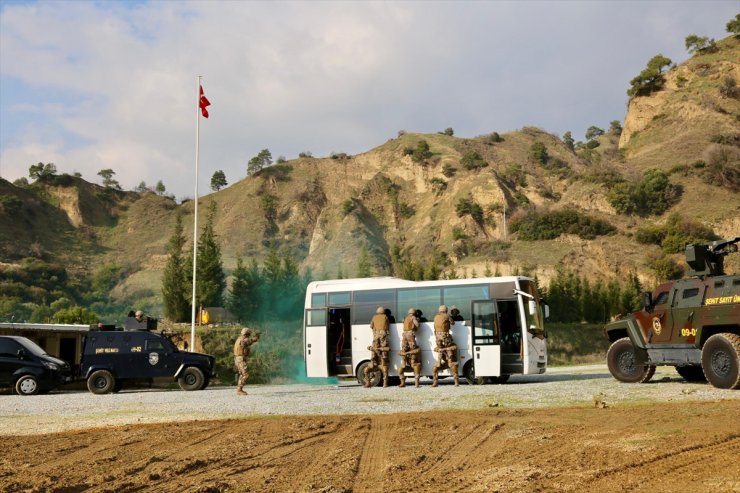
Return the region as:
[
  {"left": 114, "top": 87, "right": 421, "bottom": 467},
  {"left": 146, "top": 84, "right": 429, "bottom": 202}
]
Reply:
[{"left": 0, "top": 1, "right": 737, "bottom": 200}]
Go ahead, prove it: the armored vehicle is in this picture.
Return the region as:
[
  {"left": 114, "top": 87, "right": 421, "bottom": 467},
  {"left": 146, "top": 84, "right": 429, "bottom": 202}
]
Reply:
[
  {"left": 0, "top": 336, "right": 73, "bottom": 395},
  {"left": 604, "top": 238, "right": 740, "bottom": 389},
  {"left": 80, "top": 323, "right": 215, "bottom": 394}
]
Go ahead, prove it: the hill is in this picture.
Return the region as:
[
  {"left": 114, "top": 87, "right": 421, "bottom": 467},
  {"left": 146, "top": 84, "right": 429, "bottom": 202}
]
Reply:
[{"left": 1, "top": 36, "right": 738, "bottom": 319}]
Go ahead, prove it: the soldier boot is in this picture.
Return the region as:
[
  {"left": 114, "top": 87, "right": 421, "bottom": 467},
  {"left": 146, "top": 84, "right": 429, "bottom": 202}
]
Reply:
[
  {"left": 432, "top": 367, "right": 439, "bottom": 387},
  {"left": 236, "top": 387, "right": 247, "bottom": 396},
  {"left": 451, "top": 363, "right": 460, "bottom": 387},
  {"left": 413, "top": 364, "right": 421, "bottom": 387}
]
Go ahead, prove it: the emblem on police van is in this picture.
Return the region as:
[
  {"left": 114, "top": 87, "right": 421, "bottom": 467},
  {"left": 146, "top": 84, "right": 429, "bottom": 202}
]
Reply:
[
  {"left": 148, "top": 352, "right": 159, "bottom": 365},
  {"left": 651, "top": 317, "right": 662, "bottom": 335}
]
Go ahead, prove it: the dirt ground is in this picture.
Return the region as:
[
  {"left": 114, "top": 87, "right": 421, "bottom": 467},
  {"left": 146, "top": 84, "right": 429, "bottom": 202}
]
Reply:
[{"left": 1, "top": 400, "right": 739, "bottom": 493}]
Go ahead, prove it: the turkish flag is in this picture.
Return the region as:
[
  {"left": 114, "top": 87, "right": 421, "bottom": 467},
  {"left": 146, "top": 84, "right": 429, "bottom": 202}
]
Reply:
[{"left": 199, "top": 86, "right": 210, "bottom": 118}]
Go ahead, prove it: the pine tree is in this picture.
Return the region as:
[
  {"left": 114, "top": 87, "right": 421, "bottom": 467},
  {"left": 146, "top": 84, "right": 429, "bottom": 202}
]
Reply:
[
  {"left": 162, "top": 211, "right": 190, "bottom": 322},
  {"left": 357, "top": 245, "right": 372, "bottom": 277},
  {"left": 227, "top": 257, "right": 263, "bottom": 323},
  {"left": 188, "top": 202, "right": 226, "bottom": 308}
]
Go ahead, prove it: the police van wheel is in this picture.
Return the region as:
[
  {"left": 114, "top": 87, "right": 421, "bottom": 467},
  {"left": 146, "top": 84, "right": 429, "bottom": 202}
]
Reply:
[
  {"left": 701, "top": 333, "right": 740, "bottom": 390},
  {"left": 675, "top": 365, "right": 707, "bottom": 383},
  {"left": 607, "top": 338, "right": 654, "bottom": 384},
  {"left": 15, "top": 375, "right": 40, "bottom": 396},
  {"left": 87, "top": 370, "right": 115, "bottom": 394},
  {"left": 178, "top": 367, "right": 205, "bottom": 391}
]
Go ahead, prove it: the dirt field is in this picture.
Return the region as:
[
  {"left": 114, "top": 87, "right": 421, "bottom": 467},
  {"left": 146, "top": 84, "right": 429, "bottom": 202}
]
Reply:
[{"left": 2, "top": 400, "right": 739, "bottom": 493}]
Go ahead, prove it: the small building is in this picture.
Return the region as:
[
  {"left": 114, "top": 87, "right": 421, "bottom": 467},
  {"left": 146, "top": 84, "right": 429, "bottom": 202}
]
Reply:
[{"left": 0, "top": 323, "right": 90, "bottom": 367}]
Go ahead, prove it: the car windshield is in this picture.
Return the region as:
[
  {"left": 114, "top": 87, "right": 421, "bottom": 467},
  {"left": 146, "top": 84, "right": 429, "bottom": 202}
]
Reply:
[{"left": 19, "top": 337, "right": 49, "bottom": 357}]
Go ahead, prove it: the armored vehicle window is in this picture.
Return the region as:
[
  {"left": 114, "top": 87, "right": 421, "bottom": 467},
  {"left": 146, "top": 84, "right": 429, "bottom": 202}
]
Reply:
[
  {"left": 654, "top": 292, "right": 669, "bottom": 305},
  {"left": 0, "top": 338, "right": 22, "bottom": 357},
  {"left": 145, "top": 339, "right": 165, "bottom": 351},
  {"left": 682, "top": 288, "right": 700, "bottom": 299},
  {"left": 714, "top": 280, "right": 725, "bottom": 288},
  {"left": 328, "top": 292, "right": 351, "bottom": 306}
]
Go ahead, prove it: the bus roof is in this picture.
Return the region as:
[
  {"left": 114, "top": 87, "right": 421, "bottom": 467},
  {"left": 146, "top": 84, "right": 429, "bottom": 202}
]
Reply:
[{"left": 306, "top": 276, "right": 532, "bottom": 293}]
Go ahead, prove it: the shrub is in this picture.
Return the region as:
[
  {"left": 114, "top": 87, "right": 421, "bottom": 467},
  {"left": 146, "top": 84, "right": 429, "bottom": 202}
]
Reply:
[
  {"left": 341, "top": 199, "right": 355, "bottom": 215},
  {"left": 441, "top": 127, "right": 454, "bottom": 136},
  {"left": 636, "top": 214, "right": 718, "bottom": 253},
  {"left": 627, "top": 54, "right": 672, "bottom": 97},
  {"left": 430, "top": 177, "right": 447, "bottom": 194},
  {"left": 442, "top": 164, "right": 456, "bottom": 177},
  {"left": 501, "top": 164, "right": 527, "bottom": 187},
  {"left": 510, "top": 208, "right": 616, "bottom": 240},
  {"left": 412, "top": 140, "right": 432, "bottom": 163},
  {"left": 529, "top": 142, "right": 548, "bottom": 164},
  {"left": 607, "top": 168, "right": 681, "bottom": 216},
  {"left": 460, "top": 150, "right": 488, "bottom": 171},
  {"left": 455, "top": 197, "right": 484, "bottom": 225},
  {"left": 647, "top": 255, "right": 684, "bottom": 281}
]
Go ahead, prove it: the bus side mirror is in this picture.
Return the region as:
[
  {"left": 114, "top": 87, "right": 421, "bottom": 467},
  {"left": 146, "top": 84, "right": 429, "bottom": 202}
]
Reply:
[
  {"left": 528, "top": 300, "right": 537, "bottom": 315},
  {"left": 642, "top": 292, "right": 653, "bottom": 312},
  {"left": 543, "top": 304, "right": 550, "bottom": 319}
]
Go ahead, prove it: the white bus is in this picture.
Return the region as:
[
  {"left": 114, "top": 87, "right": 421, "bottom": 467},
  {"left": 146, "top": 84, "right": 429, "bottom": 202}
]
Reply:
[{"left": 304, "top": 276, "right": 549, "bottom": 385}]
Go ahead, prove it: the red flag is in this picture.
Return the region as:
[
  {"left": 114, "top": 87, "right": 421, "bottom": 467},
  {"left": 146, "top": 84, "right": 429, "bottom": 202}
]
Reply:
[{"left": 199, "top": 85, "right": 211, "bottom": 118}]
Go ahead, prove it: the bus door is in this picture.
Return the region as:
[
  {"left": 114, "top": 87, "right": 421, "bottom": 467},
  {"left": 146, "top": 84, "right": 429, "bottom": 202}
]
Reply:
[
  {"left": 471, "top": 300, "right": 501, "bottom": 377},
  {"left": 305, "top": 308, "right": 328, "bottom": 377}
]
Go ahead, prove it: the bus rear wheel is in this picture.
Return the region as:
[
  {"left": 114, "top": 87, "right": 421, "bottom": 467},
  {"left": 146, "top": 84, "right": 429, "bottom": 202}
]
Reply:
[
  {"left": 607, "top": 338, "right": 655, "bottom": 383},
  {"left": 463, "top": 361, "right": 485, "bottom": 385},
  {"left": 356, "top": 362, "right": 382, "bottom": 387}
]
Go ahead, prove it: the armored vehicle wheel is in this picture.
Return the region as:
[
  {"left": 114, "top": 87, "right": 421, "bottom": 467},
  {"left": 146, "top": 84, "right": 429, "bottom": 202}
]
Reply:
[
  {"left": 15, "top": 375, "right": 40, "bottom": 396},
  {"left": 357, "top": 361, "right": 382, "bottom": 387},
  {"left": 607, "top": 338, "right": 655, "bottom": 383},
  {"left": 178, "top": 367, "right": 205, "bottom": 391},
  {"left": 675, "top": 365, "right": 707, "bottom": 383},
  {"left": 701, "top": 333, "right": 740, "bottom": 390},
  {"left": 88, "top": 370, "right": 115, "bottom": 394}
]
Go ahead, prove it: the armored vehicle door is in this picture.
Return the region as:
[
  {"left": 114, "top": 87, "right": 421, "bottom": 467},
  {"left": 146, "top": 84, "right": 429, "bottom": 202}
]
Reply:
[
  {"left": 471, "top": 300, "right": 501, "bottom": 377},
  {"left": 305, "top": 308, "right": 329, "bottom": 377},
  {"left": 637, "top": 288, "right": 673, "bottom": 344},
  {"left": 667, "top": 279, "right": 706, "bottom": 344},
  {"left": 128, "top": 334, "right": 177, "bottom": 378}
]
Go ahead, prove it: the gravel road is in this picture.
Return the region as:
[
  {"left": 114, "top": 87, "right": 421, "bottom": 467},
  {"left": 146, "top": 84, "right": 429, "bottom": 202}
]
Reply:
[{"left": 1, "top": 365, "right": 737, "bottom": 435}]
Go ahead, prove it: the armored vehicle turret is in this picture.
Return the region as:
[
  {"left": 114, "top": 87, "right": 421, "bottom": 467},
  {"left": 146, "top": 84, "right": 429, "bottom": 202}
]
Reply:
[{"left": 604, "top": 238, "right": 740, "bottom": 389}]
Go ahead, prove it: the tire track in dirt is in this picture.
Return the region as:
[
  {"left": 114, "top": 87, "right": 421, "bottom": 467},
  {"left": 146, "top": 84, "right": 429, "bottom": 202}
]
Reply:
[
  {"left": 589, "top": 432, "right": 740, "bottom": 490},
  {"left": 353, "top": 416, "right": 389, "bottom": 493}
]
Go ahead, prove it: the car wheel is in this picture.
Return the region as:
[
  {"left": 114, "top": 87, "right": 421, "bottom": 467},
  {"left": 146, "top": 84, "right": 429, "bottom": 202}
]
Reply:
[
  {"left": 178, "top": 367, "right": 205, "bottom": 391},
  {"left": 675, "top": 365, "right": 706, "bottom": 383},
  {"left": 701, "top": 333, "right": 740, "bottom": 390},
  {"left": 607, "top": 338, "right": 655, "bottom": 383},
  {"left": 112, "top": 380, "right": 125, "bottom": 393},
  {"left": 87, "top": 370, "right": 115, "bottom": 394},
  {"left": 356, "top": 361, "right": 381, "bottom": 387},
  {"left": 15, "top": 375, "right": 40, "bottom": 396}
]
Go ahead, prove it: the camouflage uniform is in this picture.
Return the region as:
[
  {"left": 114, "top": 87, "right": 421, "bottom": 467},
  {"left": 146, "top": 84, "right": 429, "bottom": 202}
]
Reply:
[
  {"left": 234, "top": 327, "right": 260, "bottom": 395},
  {"left": 433, "top": 305, "right": 459, "bottom": 387},
  {"left": 364, "top": 307, "right": 390, "bottom": 388},
  {"left": 398, "top": 308, "right": 421, "bottom": 387}
]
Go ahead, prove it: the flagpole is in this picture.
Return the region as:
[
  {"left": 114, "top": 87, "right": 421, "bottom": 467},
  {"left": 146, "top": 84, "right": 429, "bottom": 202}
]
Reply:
[{"left": 191, "top": 75, "right": 201, "bottom": 352}]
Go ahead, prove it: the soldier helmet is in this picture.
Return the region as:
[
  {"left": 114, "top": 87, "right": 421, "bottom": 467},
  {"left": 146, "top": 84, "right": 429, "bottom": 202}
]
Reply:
[
  {"left": 450, "top": 305, "right": 458, "bottom": 312},
  {"left": 438, "top": 305, "right": 448, "bottom": 313},
  {"left": 407, "top": 307, "right": 416, "bottom": 315},
  {"left": 241, "top": 327, "right": 251, "bottom": 336},
  {"left": 135, "top": 310, "right": 144, "bottom": 317},
  {"left": 376, "top": 306, "right": 385, "bottom": 314}
]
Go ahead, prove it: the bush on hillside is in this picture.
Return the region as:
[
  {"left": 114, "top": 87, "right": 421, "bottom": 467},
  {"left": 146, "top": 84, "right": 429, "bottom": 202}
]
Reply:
[
  {"left": 635, "top": 214, "right": 718, "bottom": 253},
  {"left": 460, "top": 150, "right": 488, "bottom": 171},
  {"left": 627, "top": 54, "right": 672, "bottom": 97},
  {"left": 607, "top": 169, "right": 681, "bottom": 216},
  {"left": 510, "top": 208, "right": 616, "bottom": 241},
  {"left": 455, "top": 197, "right": 484, "bottom": 225}
]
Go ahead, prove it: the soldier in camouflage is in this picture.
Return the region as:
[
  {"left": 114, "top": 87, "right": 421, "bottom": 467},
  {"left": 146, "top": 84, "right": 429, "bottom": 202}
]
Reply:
[
  {"left": 398, "top": 308, "right": 422, "bottom": 387},
  {"left": 234, "top": 327, "right": 260, "bottom": 395},
  {"left": 364, "top": 306, "right": 390, "bottom": 388},
  {"left": 432, "top": 305, "right": 459, "bottom": 387}
]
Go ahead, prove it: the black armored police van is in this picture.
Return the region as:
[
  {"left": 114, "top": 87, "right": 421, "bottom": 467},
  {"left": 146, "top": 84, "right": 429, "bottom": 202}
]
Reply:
[
  {"left": 0, "top": 335, "right": 74, "bottom": 395},
  {"left": 80, "top": 319, "right": 215, "bottom": 394}
]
